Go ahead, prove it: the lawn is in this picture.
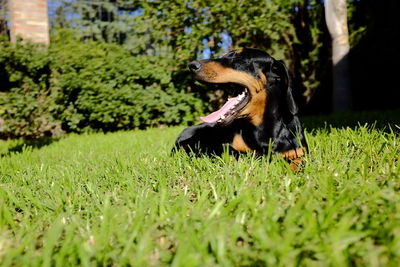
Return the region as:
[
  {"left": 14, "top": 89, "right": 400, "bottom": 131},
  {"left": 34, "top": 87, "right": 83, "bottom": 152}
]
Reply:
[{"left": 0, "top": 113, "right": 400, "bottom": 266}]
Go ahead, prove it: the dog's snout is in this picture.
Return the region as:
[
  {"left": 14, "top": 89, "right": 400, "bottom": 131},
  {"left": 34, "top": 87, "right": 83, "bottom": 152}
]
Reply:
[{"left": 189, "top": 61, "right": 202, "bottom": 73}]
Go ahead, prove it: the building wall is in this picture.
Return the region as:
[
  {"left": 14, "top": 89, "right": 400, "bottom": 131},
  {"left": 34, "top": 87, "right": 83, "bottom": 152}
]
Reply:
[{"left": 9, "top": 0, "right": 49, "bottom": 44}]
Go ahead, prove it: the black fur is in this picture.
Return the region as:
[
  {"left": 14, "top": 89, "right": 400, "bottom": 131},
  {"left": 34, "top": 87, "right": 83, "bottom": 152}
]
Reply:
[{"left": 173, "top": 48, "right": 307, "bottom": 158}]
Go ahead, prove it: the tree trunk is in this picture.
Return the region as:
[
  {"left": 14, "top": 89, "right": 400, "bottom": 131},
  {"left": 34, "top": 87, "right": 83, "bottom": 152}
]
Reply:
[{"left": 325, "top": 0, "right": 351, "bottom": 111}]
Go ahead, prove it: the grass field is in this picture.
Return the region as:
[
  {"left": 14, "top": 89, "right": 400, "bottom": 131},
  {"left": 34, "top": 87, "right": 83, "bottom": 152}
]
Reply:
[{"left": 1, "top": 113, "right": 400, "bottom": 266}]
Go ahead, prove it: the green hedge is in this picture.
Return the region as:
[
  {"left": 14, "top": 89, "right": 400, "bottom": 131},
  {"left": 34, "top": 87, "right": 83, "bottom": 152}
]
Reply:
[{"left": 0, "top": 38, "right": 204, "bottom": 139}]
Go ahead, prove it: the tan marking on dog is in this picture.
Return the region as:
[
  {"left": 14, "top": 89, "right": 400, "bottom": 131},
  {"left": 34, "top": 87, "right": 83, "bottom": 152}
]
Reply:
[
  {"left": 289, "top": 158, "right": 303, "bottom": 172},
  {"left": 197, "top": 62, "right": 268, "bottom": 126},
  {"left": 281, "top": 148, "right": 305, "bottom": 160},
  {"left": 281, "top": 147, "right": 306, "bottom": 172},
  {"left": 240, "top": 72, "right": 267, "bottom": 125},
  {"left": 231, "top": 134, "right": 253, "bottom": 153}
]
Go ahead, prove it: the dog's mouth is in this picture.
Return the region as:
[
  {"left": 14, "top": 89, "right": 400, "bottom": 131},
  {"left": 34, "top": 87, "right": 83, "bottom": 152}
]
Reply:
[
  {"left": 200, "top": 87, "right": 251, "bottom": 125},
  {"left": 189, "top": 60, "right": 266, "bottom": 125}
]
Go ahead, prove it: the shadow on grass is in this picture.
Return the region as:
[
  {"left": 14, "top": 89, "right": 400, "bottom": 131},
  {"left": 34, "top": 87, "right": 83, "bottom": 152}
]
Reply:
[
  {"left": 301, "top": 109, "right": 400, "bottom": 132},
  {"left": 1, "top": 110, "right": 399, "bottom": 158},
  {"left": 0, "top": 137, "right": 56, "bottom": 157}
]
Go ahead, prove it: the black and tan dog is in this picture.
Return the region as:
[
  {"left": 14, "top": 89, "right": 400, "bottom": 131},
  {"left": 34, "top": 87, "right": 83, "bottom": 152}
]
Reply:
[{"left": 173, "top": 48, "right": 307, "bottom": 170}]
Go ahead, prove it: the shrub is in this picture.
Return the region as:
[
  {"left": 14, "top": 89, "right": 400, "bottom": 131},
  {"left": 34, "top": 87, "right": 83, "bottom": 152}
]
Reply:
[
  {"left": 0, "top": 38, "right": 205, "bottom": 138},
  {"left": 50, "top": 41, "right": 204, "bottom": 132},
  {"left": 0, "top": 38, "right": 63, "bottom": 139}
]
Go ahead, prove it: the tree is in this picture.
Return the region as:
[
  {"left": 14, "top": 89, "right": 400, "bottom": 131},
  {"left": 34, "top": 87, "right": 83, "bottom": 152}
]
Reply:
[
  {"left": 138, "top": 0, "right": 329, "bottom": 110},
  {"left": 325, "top": 0, "right": 351, "bottom": 111},
  {"left": 50, "top": 0, "right": 360, "bottom": 113}
]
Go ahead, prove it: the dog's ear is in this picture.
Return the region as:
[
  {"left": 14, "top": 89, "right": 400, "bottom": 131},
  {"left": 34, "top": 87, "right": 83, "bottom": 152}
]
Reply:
[
  {"left": 274, "top": 60, "right": 298, "bottom": 116},
  {"left": 264, "top": 59, "right": 298, "bottom": 123}
]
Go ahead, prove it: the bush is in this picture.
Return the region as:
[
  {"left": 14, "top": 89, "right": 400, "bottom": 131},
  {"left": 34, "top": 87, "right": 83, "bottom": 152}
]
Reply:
[
  {"left": 0, "top": 38, "right": 63, "bottom": 139},
  {"left": 51, "top": 41, "right": 204, "bottom": 131},
  {"left": 0, "top": 39, "right": 205, "bottom": 138}
]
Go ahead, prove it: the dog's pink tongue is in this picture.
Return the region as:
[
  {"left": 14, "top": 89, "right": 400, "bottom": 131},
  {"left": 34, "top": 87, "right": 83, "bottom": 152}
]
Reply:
[{"left": 200, "top": 96, "right": 238, "bottom": 123}]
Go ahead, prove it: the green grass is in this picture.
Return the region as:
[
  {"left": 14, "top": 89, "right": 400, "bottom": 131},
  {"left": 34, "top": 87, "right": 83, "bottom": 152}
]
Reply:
[{"left": 1, "top": 119, "right": 400, "bottom": 266}]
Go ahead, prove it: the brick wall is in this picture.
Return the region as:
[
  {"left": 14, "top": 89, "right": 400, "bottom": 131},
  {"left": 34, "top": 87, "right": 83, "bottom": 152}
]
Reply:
[{"left": 9, "top": 0, "right": 49, "bottom": 44}]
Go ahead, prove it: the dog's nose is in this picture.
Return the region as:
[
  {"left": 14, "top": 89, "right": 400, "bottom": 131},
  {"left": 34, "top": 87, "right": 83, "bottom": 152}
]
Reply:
[{"left": 189, "top": 61, "right": 202, "bottom": 73}]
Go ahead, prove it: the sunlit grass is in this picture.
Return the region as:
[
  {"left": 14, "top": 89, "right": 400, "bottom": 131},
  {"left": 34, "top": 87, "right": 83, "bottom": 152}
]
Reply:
[{"left": 0, "top": 122, "right": 399, "bottom": 266}]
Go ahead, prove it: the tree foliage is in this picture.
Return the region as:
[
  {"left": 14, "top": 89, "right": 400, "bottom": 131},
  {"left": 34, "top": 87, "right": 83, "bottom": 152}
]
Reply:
[
  {"left": 49, "top": 0, "right": 399, "bottom": 112},
  {"left": 51, "top": 0, "right": 334, "bottom": 110},
  {"left": 51, "top": 0, "right": 397, "bottom": 111}
]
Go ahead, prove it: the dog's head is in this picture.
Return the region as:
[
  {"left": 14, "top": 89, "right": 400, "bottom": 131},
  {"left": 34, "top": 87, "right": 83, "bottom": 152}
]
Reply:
[{"left": 189, "top": 48, "right": 298, "bottom": 126}]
